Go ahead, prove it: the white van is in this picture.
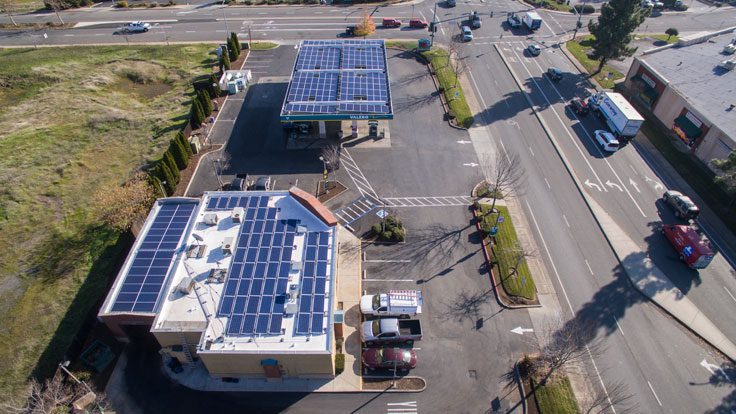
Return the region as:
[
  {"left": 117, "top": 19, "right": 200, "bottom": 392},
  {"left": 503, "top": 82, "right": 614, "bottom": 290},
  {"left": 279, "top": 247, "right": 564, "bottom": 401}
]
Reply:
[{"left": 594, "top": 129, "right": 620, "bottom": 152}]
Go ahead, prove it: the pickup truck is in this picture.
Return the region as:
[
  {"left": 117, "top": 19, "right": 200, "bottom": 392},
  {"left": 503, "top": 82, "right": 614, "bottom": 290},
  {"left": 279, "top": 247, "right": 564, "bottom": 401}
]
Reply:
[
  {"left": 469, "top": 11, "right": 481, "bottom": 29},
  {"left": 360, "top": 290, "right": 422, "bottom": 317},
  {"left": 361, "top": 318, "right": 422, "bottom": 346}
]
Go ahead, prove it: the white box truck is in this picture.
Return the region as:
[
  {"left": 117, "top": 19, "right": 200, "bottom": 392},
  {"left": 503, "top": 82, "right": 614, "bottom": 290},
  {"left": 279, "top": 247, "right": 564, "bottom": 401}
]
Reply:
[
  {"left": 522, "top": 12, "right": 542, "bottom": 31},
  {"left": 588, "top": 91, "right": 644, "bottom": 140},
  {"left": 360, "top": 290, "right": 423, "bottom": 317}
]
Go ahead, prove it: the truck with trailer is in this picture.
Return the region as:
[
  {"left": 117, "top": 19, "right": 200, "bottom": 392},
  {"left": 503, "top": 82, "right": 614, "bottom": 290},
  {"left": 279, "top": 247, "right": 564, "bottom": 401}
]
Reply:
[
  {"left": 522, "top": 12, "right": 542, "bottom": 31},
  {"left": 361, "top": 318, "right": 422, "bottom": 346},
  {"left": 587, "top": 91, "right": 645, "bottom": 142},
  {"left": 360, "top": 290, "right": 423, "bottom": 317},
  {"left": 662, "top": 224, "right": 715, "bottom": 269}
]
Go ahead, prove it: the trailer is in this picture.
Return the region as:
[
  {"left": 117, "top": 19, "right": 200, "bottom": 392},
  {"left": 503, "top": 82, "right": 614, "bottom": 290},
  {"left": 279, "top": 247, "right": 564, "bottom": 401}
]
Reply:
[
  {"left": 662, "top": 224, "right": 715, "bottom": 269},
  {"left": 588, "top": 91, "right": 644, "bottom": 140},
  {"left": 522, "top": 11, "right": 542, "bottom": 31}
]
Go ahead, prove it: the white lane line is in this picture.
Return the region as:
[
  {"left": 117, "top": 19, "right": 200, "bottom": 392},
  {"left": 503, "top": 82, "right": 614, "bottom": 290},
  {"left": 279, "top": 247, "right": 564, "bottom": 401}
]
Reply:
[
  {"left": 64, "top": 34, "right": 75, "bottom": 37},
  {"left": 584, "top": 259, "right": 594, "bottom": 276},
  {"left": 513, "top": 42, "right": 647, "bottom": 218},
  {"left": 544, "top": 177, "right": 551, "bottom": 189},
  {"left": 613, "top": 316, "right": 625, "bottom": 336},
  {"left": 504, "top": 45, "right": 609, "bottom": 195},
  {"left": 525, "top": 199, "right": 616, "bottom": 412},
  {"left": 562, "top": 214, "right": 570, "bottom": 228},
  {"left": 185, "top": 30, "right": 196, "bottom": 33},
  {"left": 529, "top": 146, "right": 535, "bottom": 157},
  {"left": 647, "top": 381, "right": 663, "bottom": 406},
  {"left": 629, "top": 164, "right": 637, "bottom": 174},
  {"left": 724, "top": 286, "right": 736, "bottom": 303}
]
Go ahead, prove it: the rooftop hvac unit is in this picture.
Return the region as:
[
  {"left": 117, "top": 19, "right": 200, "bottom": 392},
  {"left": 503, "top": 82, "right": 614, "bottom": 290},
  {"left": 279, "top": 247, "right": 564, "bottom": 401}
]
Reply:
[
  {"left": 222, "top": 237, "right": 234, "bottom": 255},
  {"left": 290, "top": 260, "right": 303, "bottom": 271},
  {"left": 232, "top": 207, "right": 244, "bottom": 223},
  {"left": 296, "top": 225, "right": 307, "bottom": 234},
  {"left": 203, "top": 213, "right": 219, "bottom": 226},
  {"left": 206, "top": 268, "right": 227, "bottom": 284},
  {"left": 176, "top": 276, "right": 195, "bottom": 294},
  {"left": 186, "top": 244, "right": 207, "bottom": 259}
]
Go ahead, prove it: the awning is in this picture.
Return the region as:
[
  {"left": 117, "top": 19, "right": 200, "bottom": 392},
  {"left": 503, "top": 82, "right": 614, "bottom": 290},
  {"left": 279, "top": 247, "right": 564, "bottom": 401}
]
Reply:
[{"left": 674, "top": 115, "right": 701, "bottom": 138}]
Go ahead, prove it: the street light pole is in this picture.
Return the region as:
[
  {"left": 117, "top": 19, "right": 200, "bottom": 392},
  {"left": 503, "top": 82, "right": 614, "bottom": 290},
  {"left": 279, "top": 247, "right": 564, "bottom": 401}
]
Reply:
[
  {"left": 319, "top": 156, "right": 328, "bottom": 194},
  {"left": 430, "top": 1, "right": 438, "bottom": 47},
  {"left": 221, "top": 0, "right": 230, "bottom": 34}
]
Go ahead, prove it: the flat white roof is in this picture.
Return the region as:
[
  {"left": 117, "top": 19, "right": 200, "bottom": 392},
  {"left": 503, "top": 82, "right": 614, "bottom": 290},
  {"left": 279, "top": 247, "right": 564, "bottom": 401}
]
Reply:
[
  {"left": 152, "top": 191, "right": 336, "bottom": 354},
  {"left": 603, "top": 92, "right": 645, "bottom": 121}
]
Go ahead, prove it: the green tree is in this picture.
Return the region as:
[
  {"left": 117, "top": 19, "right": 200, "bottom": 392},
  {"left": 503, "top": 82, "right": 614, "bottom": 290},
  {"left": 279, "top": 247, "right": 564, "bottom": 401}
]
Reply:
[
  {"left": 227, "top": 37, "right": 238, "bottom": 61},
  {"left": 588, "top": 0, "right": 647, "bottom": 73},
  {"left": 163, "top": 151, "right": 180, "bottom": 182},
  {"left": 176, "top": 130, "right": 193, "bottom": 157},
  {"left": 197, "top": 89, "right": 213, "bottom": 117},
  {"left": 220, "top": 51, "right": 231, "bottom": 71},
  {"left": 713, "top": 151, "right": 736, "bottom": 201},
  {"left": 155, "top": 162, "right": 176, "bottom": 195},
  {"left": 191, "top": 99, "right": 205, "bottom": 128},
  {"left": 230, "top": 32, "right": 241, "bottom": 55},
  {"left": 209, "top": 73, "right": 221, "bottom": 98},
  {"left": 169, "top": 139, "right": 189, "bottom": 170},
  {"left": 149, "top": 174, "right": 166, "bottom": 198},
  {"left": 665, "top": 27, "right": 679, "bottom": 40}
]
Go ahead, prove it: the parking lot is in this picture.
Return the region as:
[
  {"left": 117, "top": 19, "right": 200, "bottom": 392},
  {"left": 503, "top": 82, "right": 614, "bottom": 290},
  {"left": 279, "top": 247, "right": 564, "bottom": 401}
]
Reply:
[{"left": 181, "top": 43, "right": 536, "bottom": 412}]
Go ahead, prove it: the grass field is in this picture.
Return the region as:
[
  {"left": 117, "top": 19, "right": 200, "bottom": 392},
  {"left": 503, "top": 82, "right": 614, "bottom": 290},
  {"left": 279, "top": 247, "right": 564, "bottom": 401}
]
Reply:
[
  {"left": 0, "top": 44, "right": 216, "bottom": 401},
  {"left": 533, "top": 376, "right": 580, "bottom": 414},
  {"left": 566, "top": 36, "right": 624, "bottom": 90},
  {"left": 478, "top": 205, "right": 537, "bottom": 301},
  {"left": 636, "top": 33, "right": 679, "bottom": 44},
  {"left": 422, "top": 48, "right": 474, "bottom": 128}
]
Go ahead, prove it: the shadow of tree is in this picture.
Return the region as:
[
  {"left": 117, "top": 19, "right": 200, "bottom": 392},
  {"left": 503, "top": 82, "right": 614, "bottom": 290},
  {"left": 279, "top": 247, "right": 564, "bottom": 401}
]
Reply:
[{"left": 699, "top": 361, "right": 736, "bottom": 413}]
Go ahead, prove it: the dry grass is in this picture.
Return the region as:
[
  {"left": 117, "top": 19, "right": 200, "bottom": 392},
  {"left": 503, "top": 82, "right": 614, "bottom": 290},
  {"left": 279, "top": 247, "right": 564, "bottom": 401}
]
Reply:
[{"left": 0, "top": 44, "right": 216, "bottom": 401}]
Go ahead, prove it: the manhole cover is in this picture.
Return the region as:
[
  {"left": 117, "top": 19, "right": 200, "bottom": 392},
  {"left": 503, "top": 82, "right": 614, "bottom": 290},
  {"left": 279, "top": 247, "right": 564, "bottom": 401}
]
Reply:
[{"left": 467, "top": 370, "right": 477, "bottom": 379}]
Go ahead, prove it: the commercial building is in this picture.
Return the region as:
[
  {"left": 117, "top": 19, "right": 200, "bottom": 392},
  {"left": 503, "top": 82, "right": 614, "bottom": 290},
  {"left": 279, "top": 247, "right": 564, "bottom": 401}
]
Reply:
[
  {"left": 99, "top": 188, "right": 342, "bottom": 380},
  {"left": 624, "top": 30, "right": 736, "bottom": 167}
]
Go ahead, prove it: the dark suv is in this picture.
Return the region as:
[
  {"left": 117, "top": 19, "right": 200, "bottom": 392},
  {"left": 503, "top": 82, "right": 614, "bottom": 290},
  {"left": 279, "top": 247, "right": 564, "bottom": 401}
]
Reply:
[
  {"left": 547, "top": 67, "right": 563, "bottom": 81},
  {"left": 663, "top": 190, "right": 700, "bottom": 220}
]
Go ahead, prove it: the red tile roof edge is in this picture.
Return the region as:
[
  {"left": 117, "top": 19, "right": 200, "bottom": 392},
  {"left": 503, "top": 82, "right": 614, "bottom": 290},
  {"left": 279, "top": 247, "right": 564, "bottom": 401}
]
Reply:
[{"left": 289, "top": 187, "right": 338, "bottom": 227}]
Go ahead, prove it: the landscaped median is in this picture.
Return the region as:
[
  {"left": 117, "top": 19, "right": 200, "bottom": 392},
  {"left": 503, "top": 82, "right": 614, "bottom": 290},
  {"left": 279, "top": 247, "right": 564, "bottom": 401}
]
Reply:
[
  {"left": 474, "top": 202, "right": 538, "bottom": 305},
  {"left": 421, "top": 48, "right": 474, "bottom": 129},
  {"left": 532, "top": 375, "right": 580, "bottom": 414}
]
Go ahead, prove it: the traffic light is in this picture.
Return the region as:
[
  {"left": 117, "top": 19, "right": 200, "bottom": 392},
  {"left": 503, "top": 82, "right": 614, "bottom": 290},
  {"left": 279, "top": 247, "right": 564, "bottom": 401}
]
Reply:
[{"left": 429, "top": 22, "right": 437, "bottom": 32}]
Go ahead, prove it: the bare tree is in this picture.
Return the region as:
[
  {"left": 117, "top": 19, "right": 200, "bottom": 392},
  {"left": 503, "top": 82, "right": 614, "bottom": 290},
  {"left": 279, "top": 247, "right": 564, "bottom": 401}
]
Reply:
[
  {"left": 499, "top": 240, "right": 535, "bottom": 277},
  {"left": 479, "top": 151, "right": 526, "bottom": 216},
  {"left": 94, "top": 171, "right": 155, "bottom": 232},
  {"left": 447, "top": 38, "right": 468, "bottom": 88},
  {"left": 2, "top": 374, "right": 108, "bottom": 414},
  {"left": 0, "top": 0, "right": 18, "bottom": 26},
  {"left": 44, "top": 0, "right": 65, "bottom": 24},
  {"left": 320, "top": 143, "right": 341, "bottom": 172},
  {"left": 583, "top": 380, "right": 638, "bottom": 414}
]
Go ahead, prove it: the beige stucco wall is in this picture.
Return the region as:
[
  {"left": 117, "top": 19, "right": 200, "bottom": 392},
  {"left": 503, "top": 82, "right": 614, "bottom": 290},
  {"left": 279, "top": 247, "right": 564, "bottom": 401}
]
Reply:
[
  {"left": 695, "top": 127, "right": 735, "bottom": 165},
  {"left": 199, "top": 351, "right": 334, "bottom": 378}
]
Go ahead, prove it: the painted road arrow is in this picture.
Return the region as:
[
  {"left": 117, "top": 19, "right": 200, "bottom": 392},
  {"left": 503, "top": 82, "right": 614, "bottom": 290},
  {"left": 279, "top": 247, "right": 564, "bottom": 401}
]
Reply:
[
  {"left": 701, "top": 359, "right": 732, "bottom": 382},
  {"left": 645, "top": 176, "right": 664, "bottom": 191},
  {"left": 511, "top": 327, "right": 534, "bottom": 335},
  {"left": 463, "top": 162, "right": 479, "bottom": 167},
  {"left": 606, "top": 180, "right": 623, "bottom": 192},
  {"left": 457, "top": 140, "right": 472, "bottom": 144},
  {"left": 629, "top": 178, "right": 640, "bottom": 193},
  {"left": 584, "top": 179, "right": 601, "bottom": 192}
]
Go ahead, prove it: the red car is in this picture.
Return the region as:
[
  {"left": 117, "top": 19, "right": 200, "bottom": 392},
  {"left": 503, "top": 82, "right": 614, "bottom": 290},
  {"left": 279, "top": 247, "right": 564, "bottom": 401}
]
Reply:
[
  {"left": 382, "top": 18, "right": 402, "bottom": 28},
  {"left": 362, "top": 347, "right": 417, "bottom": 371},
  {"left": 409, "top": 19, "right": 428, "bottom": 28}
]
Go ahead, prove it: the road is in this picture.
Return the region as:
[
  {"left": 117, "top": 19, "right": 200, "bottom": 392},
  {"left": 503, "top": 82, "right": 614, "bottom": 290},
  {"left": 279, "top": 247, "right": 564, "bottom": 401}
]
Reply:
[{"left": 6, "top": 0, "right": 736, "bottom": 412}]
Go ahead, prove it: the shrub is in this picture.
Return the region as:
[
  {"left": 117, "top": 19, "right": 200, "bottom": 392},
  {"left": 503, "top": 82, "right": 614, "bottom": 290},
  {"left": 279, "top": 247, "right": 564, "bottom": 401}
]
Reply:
[
  {"left": 155, "top": 162, "right": 176, "bottom": 195},
  {"left": 335, "top": 353, "right": 345, "bottom": 375},
  {"left": 208, "top": 74, "right": 221, "bottom": 98},
  {"left": 220, "top": 52, "right": 231, "bottom": 71},
  {"left": 169, "top": 139, "right": 189, "bottom": 170},
  {"left": 115, "top": 0, "right": 128, "bottom": 6},
  {"left": 149, "top": 175, "right": 166, "bottom": 198},
  {"left": 192, "top": 99, "right": 205, "bottom": 128},
  {"left": 391, "top": 227, "right": 405, "bottom": 242},
  {"left": 381, "top": 231, "right": 393, "bottom": 240},
  {"left": 230, "top": 32, "right": 241, "bottom": 55},
  {"left": 227, "top": 37, "right": 238, "bottom": 61},
  {"left": 176, "top": 130, "right": 193, "bottom": 157},
  {"left": 572, "top": 3, "right": 595, "bottom": 13},
  {"left": 371, "top": 223, "right": 382, "bottom": 235},
  {"left": 198, "top": 89, "right": 213, "bottom": 117},
  {"left": 163, "top": 151, "right": 180, "bottom": 180}
]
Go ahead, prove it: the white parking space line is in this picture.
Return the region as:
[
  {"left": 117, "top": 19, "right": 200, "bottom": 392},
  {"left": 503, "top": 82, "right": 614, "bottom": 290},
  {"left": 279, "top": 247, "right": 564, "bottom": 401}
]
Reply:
[{"left": 724, "top": 286, "right": 736, "bottom": 303}]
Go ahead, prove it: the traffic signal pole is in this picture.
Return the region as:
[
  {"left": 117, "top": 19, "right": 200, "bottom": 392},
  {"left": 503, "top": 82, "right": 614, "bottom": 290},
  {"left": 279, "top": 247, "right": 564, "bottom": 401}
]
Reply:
[{"left": 430, "top": 1, "right": 438, "bottom": 46}]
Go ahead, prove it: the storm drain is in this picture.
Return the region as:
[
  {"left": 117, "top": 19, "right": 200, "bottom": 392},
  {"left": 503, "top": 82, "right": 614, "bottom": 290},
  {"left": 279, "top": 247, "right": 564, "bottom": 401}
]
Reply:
[{"left": 467, "top": 370, "right": 477, "bottom": 379}]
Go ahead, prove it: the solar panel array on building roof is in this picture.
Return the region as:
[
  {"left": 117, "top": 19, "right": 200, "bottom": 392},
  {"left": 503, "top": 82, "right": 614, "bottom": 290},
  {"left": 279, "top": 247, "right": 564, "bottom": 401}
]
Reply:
[
  {"left": 281, "top": 39, "right": 393, "bottom": 119},
  {"left": 209, "top": 194, "right": 332, "bottom": 337},
  {"left": 110, "top": 201, "right": 197, "bottom": 313}
]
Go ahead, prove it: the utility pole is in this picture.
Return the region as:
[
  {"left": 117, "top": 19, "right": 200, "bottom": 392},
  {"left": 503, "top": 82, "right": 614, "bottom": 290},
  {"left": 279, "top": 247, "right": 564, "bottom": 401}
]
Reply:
[
  {"left": 430, "top": 1, "right": 438, "bottom": 47},
  {"left": 572, "top": 6, "right": 582, "bottom": 40}
]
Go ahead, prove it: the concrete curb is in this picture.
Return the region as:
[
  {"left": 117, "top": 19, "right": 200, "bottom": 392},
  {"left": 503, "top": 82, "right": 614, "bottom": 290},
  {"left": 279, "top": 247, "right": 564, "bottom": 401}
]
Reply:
[
  {"left": 471, "top": 207, "right": 542, "bottom": 309},
  {"left": 493, "top": 42, "right": 736, "bottom": 361},
  {"left": 361, "top": 375, "right": 427, "bottom": 392},
  {"left": 514, "top": 362, "right": 528, "bottom": 414}
]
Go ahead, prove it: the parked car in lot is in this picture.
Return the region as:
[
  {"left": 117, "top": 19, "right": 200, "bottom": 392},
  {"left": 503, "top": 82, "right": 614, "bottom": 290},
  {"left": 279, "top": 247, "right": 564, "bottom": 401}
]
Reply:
[
  {"left": 546, "top": 67, "right": 563, "bottom": 81},
  {"left": 527, "top": 44, "right": 541, "bottom": 56},
  {"left": 360, "top": 290, "right": 423, "bottom": 317},
  {"left": 382, "top": 18, "right": 402, "bottom": 28},
  {"left": 125, "top": 21, "right": 151, "bottom": 33},
  {"left": 662, "top": 190, "right": 700, "bottom": 220},
  {"left": 446, "top": 0, "right": 456, "bottom": 6},
  {"left": 570, "top": 97, "right": 589, "bottom": 115},
  {"left": 361, "top": 318, "right": 422, "bottom": 346},
  {"left": 409, "top": 19, "right": 428, "bottom": 28},
  {"left": 593, "top": 129, "right": 620, "bottom": 152},
  {"left": 363, "top": 347, "right": 417, "bottom": 371},
  {"left": 461, "top": 26, "right": 473, "bottom": 42}
]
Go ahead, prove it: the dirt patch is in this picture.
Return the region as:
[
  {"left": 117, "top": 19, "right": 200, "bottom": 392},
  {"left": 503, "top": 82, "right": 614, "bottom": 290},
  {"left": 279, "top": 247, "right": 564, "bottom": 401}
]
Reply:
[
  {"left": 110, "top": 77, "right": 173, "bottom": 100},
  {"left": 316, "top": 181, "right": 347, "bottom": 202},
  {"left": 363, "top": 376, "right": 426, "bottom": 391}
]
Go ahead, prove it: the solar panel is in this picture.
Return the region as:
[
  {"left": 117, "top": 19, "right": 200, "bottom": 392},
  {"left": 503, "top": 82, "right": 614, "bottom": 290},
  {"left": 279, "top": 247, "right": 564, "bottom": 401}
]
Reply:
[{"left": 111, "top": 201, "right": 197, "bottom": 313}]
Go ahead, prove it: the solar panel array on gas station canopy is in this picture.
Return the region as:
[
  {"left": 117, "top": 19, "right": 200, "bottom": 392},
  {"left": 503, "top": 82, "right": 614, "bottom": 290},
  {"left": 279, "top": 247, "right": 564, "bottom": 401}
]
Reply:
[
  {"left": 207, "top": 194, "right": 331, "bottom": 337},
  {"left": 282, "top": 39, "right": 392, "bottom": 117},
  {"left": 110, "top": 201, "right": 197, "bottom": 313}
]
